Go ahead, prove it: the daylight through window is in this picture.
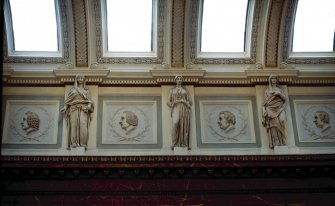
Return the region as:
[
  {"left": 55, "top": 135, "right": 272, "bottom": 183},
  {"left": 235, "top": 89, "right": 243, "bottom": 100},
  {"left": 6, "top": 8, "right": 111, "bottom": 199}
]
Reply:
[
  {"left": 9, "top": 0, "right": 59, "bottom": 52},
  {"left": 292, "top": 0, "right": 335, "bottom": 52}
]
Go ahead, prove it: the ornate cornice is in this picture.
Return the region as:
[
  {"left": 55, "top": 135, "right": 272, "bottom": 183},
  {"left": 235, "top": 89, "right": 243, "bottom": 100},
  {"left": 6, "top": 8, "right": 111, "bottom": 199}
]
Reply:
[
  {"left": 2, "top": 154, "right": 335, "bottom": 170},
  {"left": 2, "top": 68, "right": 335, "bottom": 86}
]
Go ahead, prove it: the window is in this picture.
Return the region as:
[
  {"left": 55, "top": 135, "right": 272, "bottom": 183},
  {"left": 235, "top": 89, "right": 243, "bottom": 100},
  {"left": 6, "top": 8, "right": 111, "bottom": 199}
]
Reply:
[
  {"left": 97, "top": 0, "right": 165, "bottom": 64},
  {"left": 186, "top": 0, "right": 258, "bottom": 65},
  {"left": 106, "top": 0, "right": 153, "bottom": 53},
  {"left": 200, "top": 0, "right": 249, "bottom": 53},
  {"left": 3, "top": 0, "right": 66, "bottom": 59},
  {"left": 292, "top": 0, "right": 335, "bottom": 53}
]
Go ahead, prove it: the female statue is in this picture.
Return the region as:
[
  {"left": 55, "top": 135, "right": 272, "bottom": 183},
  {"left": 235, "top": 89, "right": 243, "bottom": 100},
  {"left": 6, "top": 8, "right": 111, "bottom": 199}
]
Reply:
[
  {"left": 167, "top": 75, "right": 192, "bottom": 149},
  {"left": 262, "top": 75, "right": 287, "bottom": 149},
  {"left": 61, "top": 74, "right": 94, "bottom": 149}
]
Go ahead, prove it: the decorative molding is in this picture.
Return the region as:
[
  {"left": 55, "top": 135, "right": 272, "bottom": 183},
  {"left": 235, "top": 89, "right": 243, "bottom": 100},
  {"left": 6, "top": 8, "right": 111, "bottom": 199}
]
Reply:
[
  {"left": 151, "top": 69, "right": 206, "bottom": 84},
  {"left": 2, "top": 69, "right": 335, "bottom": 86},
  {"left": 54, "top": 69, "right": 110, "bottom": 77},
  {"left": 94, "top": 0, "right": 166, "bottom": 64},
  {"left": 171, "top": 0, "right": 185, "bottom": 67},
  {"left": 152, "top": 62, "right": 170, "bottom": 70},
  {"left": 3, "top": 0, "right": 70, "bottom": 64},
  {"left": 265, "top": 0, "right": 284, "bottom": 67},
  {"left": 101, "top": 79, "right": 157, "bottom": 86},
  {"left": 2, "top": 154, "right": 335, "bottom": 166},
  {"left": 282, "top": 0, "right": 335, "bottom": 64},
  {"left": 72, "top": 0, "right": 88, "bottom": 67}
]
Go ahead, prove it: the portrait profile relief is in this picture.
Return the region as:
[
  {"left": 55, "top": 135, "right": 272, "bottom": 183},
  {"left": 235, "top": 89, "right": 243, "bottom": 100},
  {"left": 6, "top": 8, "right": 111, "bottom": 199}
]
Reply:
[
  {"left": 21, "top": 111, "right": 40, "bottom": 135},
  {"left": 293, "top": 99, "right": 335, "bottom": 142},
  {"left": 2, "top": 100, "right": 60, "bottom": 145},
  {"left": 198, "top": 100, "right": 257, "bottom": 144},
  {"left": 102, "top": 100, "right": 157, "bottom": 145},
  {"left": 218, "top": 111, "right": 236, "bottom": 133},
  {"left": 119, "top": 111, "right": 138, "bottom": 134}
]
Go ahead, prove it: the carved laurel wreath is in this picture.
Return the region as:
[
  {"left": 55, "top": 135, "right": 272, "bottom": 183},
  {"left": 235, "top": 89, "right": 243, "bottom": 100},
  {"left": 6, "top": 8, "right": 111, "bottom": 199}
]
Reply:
[
  {"left": 110, "top": 106, "right": 151, "bottom": 142},
  {"left": 302, "top": 105, "right": 335, "bottom": 140},
  {"left": 10, "top": 106, "right": 53, "bottom": 142},
  {"left": 206, "top": 106, "right": 248, "bottom": 142}
]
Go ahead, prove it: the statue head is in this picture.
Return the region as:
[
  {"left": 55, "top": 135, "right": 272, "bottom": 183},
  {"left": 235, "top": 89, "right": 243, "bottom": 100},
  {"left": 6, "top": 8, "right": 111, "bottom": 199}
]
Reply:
[
  {"left": 21, "top": 111, "right": 40, "bottom": 134},
  {"left": 74, "top": 74, "right": 86, "bottom": 88},
  {"left": 268, "top": 75, "right": 279, "bottom": 88},
  {"left": 218, "top": 111, "right": 236, "bottom": 132},
  {"left": 175, "top": 75, "right": 183, "bottom": 86},
  {"left": 119, "top": 111, "right": 138, "bottom": 134},
  {"left": 314, "top": 111, "right": 330, "bottom": 132}
]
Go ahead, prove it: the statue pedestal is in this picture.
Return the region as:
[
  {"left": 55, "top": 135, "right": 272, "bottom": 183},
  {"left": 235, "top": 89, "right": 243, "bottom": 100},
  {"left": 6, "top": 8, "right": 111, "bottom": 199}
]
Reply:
[
  {"left": 173, "top": 147, "right": 188, "bottom": 155},
  {"left": 70, "top": 147, "right": 85, "bottom": 155},
  {"left": 274, "top": 146, "right": 289, "bottom": 154}
]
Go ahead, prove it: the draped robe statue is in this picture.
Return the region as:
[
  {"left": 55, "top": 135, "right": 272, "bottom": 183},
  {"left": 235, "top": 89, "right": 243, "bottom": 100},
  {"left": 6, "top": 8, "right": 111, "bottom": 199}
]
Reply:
[
  {"left": 167, "top": 75, "right": 192, "bottom": 149},
  {"left": 262, "top": 75, "right": 287, "bottom": 149},
  {"left": 61, "top": 74, "right": 94, "bottom": 149}
]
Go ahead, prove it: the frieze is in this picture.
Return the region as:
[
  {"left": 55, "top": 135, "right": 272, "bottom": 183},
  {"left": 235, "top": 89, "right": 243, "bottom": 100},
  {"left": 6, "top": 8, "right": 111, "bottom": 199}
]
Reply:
[
  {"left": 2, "top": 68, "right": 335, "bottom": 86},
  {"left": 2, "top": 154, "right": 335, "bottom": 164}
]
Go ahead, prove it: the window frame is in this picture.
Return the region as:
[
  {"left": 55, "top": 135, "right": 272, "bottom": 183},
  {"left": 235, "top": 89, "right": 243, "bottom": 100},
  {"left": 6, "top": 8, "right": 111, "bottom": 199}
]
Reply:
[
  {"left": 282, "top": 0, "right": 335, "bottom": 64},
  {"left": 95, "top": 0, "right": 165, "bottom": 64},
  {"left": 186, "top": 0, "right": 259, "bottom": 65},
  {"left": 3, "top": 0, "right": 70, "bottom": 63}
]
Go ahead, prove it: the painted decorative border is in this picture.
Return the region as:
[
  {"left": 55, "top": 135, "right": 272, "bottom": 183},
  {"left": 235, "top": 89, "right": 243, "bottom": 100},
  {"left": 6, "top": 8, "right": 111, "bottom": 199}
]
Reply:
[
  {"left": 290, "top": 96, "right": 335, "bottom": 147},
  {"left": 195, "top": 96, "right": 260, "bottom": 148},
  {"left": 93, "top": 0, "right": 166, "bottom": 64},
  {"left": 97, "top": 96, "right": 162, "bottom": 149}
]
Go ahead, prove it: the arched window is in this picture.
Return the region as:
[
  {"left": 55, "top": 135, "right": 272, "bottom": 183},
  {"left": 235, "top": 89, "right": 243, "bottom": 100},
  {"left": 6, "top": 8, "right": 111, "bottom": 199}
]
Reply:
[
  {"left": 186, "top": 0, "right": 259, "bottom": 65},
  {"left": 292, "top": 0, "right": 335, "bottom": 53},
  {"left": 96, "top": 0, "right": 166, "bottom": 64},
  {"left": 106, "top": 0, "right": 153, "bottom": 53},
  {"left": 200, "top": 0, "right": 249, "bottom": 53},
  {"left": 3, "top": 0, "right": 66, "bottom": 59}
]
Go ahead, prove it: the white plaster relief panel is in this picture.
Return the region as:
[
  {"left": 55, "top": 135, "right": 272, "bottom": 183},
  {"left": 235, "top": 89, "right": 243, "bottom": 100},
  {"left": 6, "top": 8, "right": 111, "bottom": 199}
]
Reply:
[
  {"left": 2, "top": 100, "right": 60, "bottom": 145},
  {"left": 293, "top": 99, "right": 335, "bottom": 143},
  {"left": 199, "top": 100, "right": 256, "bottom": 144},
  {"left": 102, "top": 100, "right": 157, "bottom": 145}
]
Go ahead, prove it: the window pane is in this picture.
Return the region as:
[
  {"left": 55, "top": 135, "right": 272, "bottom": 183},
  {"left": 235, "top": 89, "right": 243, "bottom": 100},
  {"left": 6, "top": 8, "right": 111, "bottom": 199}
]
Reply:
[
  {"left": 292, "top": 0, "right": 335, "bottom": 52},
  {"left": 9, "top": 0, "right": 58, "bottom": 51},
  {"left": 201, "top": 0, "right": 248, "bottom": 52},
  {"left": 106, "top": 0, "right": 152, "bottom": 52}
]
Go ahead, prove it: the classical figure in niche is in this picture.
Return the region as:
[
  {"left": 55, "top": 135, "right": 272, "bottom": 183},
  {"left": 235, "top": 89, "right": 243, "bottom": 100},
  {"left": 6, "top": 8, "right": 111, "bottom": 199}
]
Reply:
[
  {"left": 167, "top": 75, "right": 192, "bottom": 149},
  {"left": 262, "top": 75, "right": 287, "bottom": 149},
  {"left": 61, "top": 74, "right": 94, "bottom": 149},
  {"left": 314, "top": 111, "right": 335, "bottom": 138},
  {"left": 218, "top": 111, "right": 236, "bottom": 133},
  {"left": 21, "top": 111, "right": 40, "bottom": 135},
  {"left": 119, "top": 111, "right": 138, "bottom": 134}
]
